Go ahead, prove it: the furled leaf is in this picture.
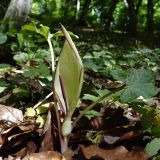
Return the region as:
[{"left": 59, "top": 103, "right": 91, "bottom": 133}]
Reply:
[
  {"left": 54, "top": 25, "right": 83, "bottom": 138},
  {"left": 0, "top": 33, "right": 7, "bottom": 44},
  {"left": 54, "top": 25, "right": 84, "bottom": 113},
  {"left": 120, "top": 69, "right": 158, "bottom": 102},
  {"left": 145, "top": 138, "right": 160, "bottom": 157}
]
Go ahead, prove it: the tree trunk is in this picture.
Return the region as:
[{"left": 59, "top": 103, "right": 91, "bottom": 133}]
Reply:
[
  {"left": 147, "top": 0, "right": 154, "bottom": 34},
  {"left": 103, "top": 0, "right": 119, "bottom": 28},
  {"left": 75, "top": 0, "right": 80, "bottom": 20},
  {"left": 4, "top": 0, "right": 33, "bottom": 29},
  {"left": 78, "top": 0, "right": 91, "bottom": 26},
  {"left": 125, "top": 0, "right": 137, "bottom": 35}
]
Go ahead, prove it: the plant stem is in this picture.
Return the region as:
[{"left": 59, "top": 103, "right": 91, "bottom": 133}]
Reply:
[
  {"left": 72, "top": 85, "right": 126, "bottom": 130},
  {"left": 33, "top": 92, "right": 53, "bottom": 109},
  {"left": 47, "top": 34, "right": 55, "bottom": 74}
]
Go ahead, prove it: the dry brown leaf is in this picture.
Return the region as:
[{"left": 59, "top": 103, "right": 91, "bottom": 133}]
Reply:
[
  {"left": 28, "top": 149, "right": 73, "bottom": 160},
  {"left": 104, "top": 135, "right": 120, "bottom": 144},
  {"left": 27, "top": 141, "right": 37, "bottom": 153},
  {"left": 0, "top": 104, "right": 23, "bottom": 124},
  {"left": 14, "top": 147, "right": 27, "bottom": 158},
  {"left": 29, "top": 151, "right": 63, "bottom": 160},
  {"left": 80, "top": 144, "right": 149, "bottom": 160},
  {"left": 63, "top": 148, "right": 73, "bottom": 160},
  {"left": 40, "top": 109, "right": 54, "bottom": 152}
]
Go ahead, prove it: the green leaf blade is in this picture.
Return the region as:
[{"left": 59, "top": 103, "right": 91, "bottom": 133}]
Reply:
[
  {"left": 145, "top": 138, "right": 160, "bottom": 157},
  {"left": 120, "top": 69, "right": 158, "bottom": 102}
]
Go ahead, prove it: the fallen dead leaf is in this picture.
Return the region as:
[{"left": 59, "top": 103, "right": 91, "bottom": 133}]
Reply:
[
  {"left": 0, "top": 104, "right": 23, "bottom": 124},
  {"left": 80, "top": 144, "right": 149, "bottom": 160},
  {"left": 29, "top": 151, "right": 62, "bottom": 160},
  {"left": 63, "top": 148, "right": 73, "bottom": 160}
]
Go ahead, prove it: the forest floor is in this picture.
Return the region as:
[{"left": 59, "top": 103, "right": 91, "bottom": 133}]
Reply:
[{"left": 0, "top": 28, "right": 160, "bottom": 160}]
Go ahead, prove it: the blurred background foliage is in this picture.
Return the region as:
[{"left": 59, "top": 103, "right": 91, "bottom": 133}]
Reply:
[
  {"left": 29, "top": 0, "right": 160, "bottom": 35},
  {"left": 1, "top": 0, "right": 160, "bottom": 36}
]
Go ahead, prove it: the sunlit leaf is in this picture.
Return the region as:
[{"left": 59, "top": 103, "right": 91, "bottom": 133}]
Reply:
[
  {"left": 25, "top": 107, "right": 36, "bottom": 117},
  {"left": 37, "top": 25, "right": 50, "bottom": 39},
  {"left": 22, "top": 24, "right": 37, "bottom": 32},
  {"left": 36, "top": 103, "right": 49, "bottom": 115},
  {"left": 36, "top": 115, "right": 46, "bottom": 128},
  {"left": 53, "top": 30, "right": 79, "bottom": 39}
]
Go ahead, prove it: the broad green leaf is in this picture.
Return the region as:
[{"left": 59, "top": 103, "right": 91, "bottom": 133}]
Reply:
[
  {"left": 13, "top": 87, "right": 30, "bottom": 98},
  {"left": 83, "top": 60, "right": 100, "bottom": 72},
  {"left": 84, "top": 110, "right": 102, "bottom": 120},
  {"left": 54, "top": 25, "right": 83, "bottom": 113},
  {"left": 17, "top": 33, "right": 24, "bottom": 49},
  {"left": 145, "top": 138, "right": 160, "bottom": 157},
  {"left": 0, "top": 63, "right": 11, "bottom": 70},
  {"left": 152, "top": 156, "right": 160, "bottom": 160},
  {"left": 96, "top": 89, "right": 110, "bottom": 97},
  {"left": 37, "top": 25, "right": 50, "bottom": 39},
  {"left": 38, "top": 62, "right": 50, "bottom": 77},
  {"left": 120, "top": 69, "right": 158, "bottom": 102},
  {"left": 125, "top": 69, "right": 155, "bottom": 85},
  {"left": 83, "top": 94, "right": 99, "bottom": 102},
  {"left": 23, "top": 67, "right": 39, "bottom": 78},
  {"left": 13, "top": 52, "right": 29, "bottom": 63},
  {"left": 151, "top": 126, "right": 160, "bottom": 137},
  {"left": 110, "top": 68, "right": 128, "bottom": 81},
  {"left": 53, "top": 30, "right": 79, "bottom": 39},
  {"left": 0, "top": 33, "right": 7, "bottom": 44},
  {"left": 22, "top": 24, "right": 37, "bottom": 32},
  {"left": 0, "top": 81, "right": 8, "bottom": 93}
]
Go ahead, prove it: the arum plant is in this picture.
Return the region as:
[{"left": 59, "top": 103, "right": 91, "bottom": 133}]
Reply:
[
  {"left": 33, "top": 24, "right": 84, "bottom": 153},
  {"left": 22, "top": 23, "right": 158, "bottom": 154},
  {"left": 53, "top": 25, "right": 84, "bottom": 153}
]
